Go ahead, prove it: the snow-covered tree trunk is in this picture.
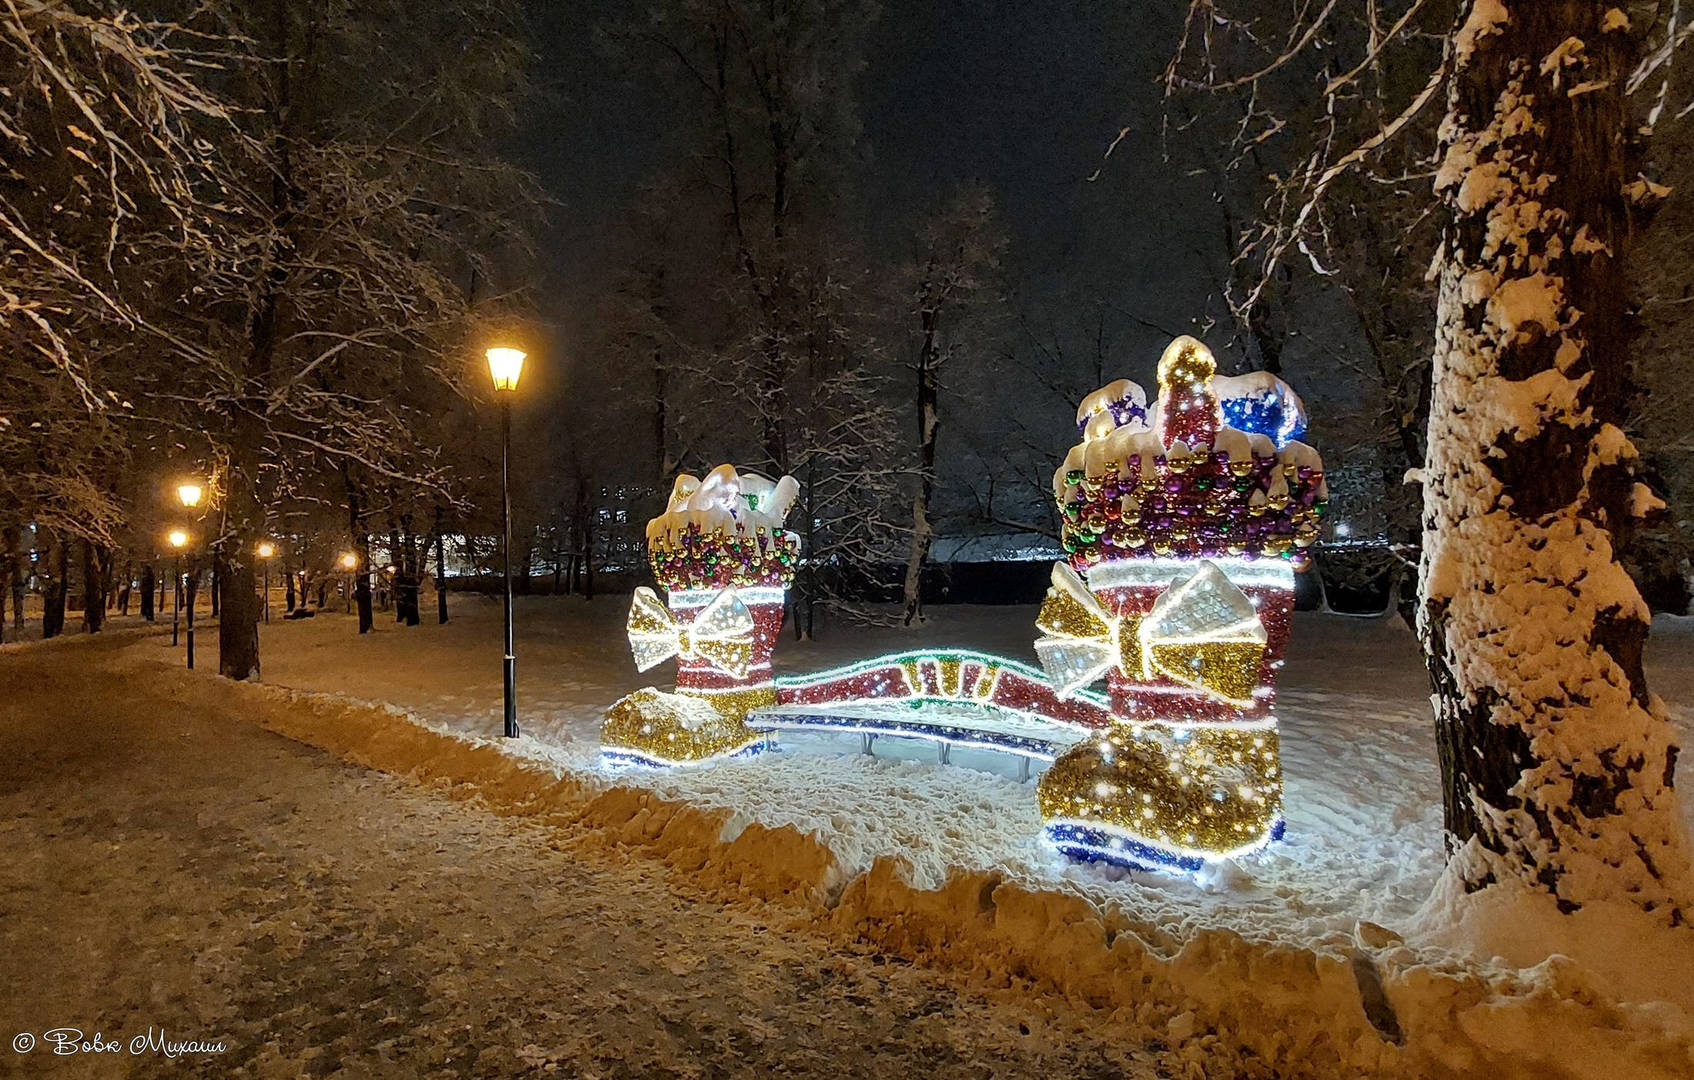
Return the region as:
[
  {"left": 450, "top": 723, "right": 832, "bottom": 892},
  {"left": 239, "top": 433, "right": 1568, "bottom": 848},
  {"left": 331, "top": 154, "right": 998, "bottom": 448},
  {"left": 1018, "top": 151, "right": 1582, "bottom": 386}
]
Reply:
[{"left": 1419, "top": 0, "right": 1693, "bottom": 922}]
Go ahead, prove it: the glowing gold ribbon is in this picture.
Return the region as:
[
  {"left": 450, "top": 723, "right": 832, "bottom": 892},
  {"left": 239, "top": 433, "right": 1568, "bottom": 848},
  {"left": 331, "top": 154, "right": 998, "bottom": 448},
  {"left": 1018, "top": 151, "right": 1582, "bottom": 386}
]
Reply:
[
  {"left": 1034, "top": 561, "right": 1266, "bottom": 705},
  {"left": 627, "top": 586, "right": 756, "bottom": 679}
]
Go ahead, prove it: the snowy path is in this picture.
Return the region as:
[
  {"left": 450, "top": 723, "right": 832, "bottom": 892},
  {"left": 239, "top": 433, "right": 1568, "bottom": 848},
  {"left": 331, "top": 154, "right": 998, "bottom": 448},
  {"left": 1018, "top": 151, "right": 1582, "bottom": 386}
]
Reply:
[{"left": 0, "top": 634, "right": 1161, "bottom": 1078}]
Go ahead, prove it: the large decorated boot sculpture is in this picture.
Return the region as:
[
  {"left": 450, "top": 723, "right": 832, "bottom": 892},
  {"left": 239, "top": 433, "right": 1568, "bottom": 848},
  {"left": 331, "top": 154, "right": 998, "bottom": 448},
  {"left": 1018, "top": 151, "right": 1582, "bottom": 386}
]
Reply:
[
  {"left": 601, "top": 464, "right": 801, "bottom": 767},
  {"left": 1033, "top": 335, "right": 1326, "bottom": 872}
]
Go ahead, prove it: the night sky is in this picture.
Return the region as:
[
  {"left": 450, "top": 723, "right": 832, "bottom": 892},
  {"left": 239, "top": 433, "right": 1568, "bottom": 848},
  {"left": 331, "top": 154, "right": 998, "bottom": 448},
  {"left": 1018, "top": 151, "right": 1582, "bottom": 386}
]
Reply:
[{"left": 516, "top": 1, "right": 1229, "bottom": 381}]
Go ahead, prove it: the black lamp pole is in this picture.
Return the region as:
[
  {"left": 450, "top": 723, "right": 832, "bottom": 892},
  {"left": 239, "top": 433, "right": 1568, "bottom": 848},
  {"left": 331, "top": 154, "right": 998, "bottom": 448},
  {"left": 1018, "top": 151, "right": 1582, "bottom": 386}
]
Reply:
[
  {"left": 172, "top": 555, "right": 181, "bottom": 646},
  {"left": 499, "top": 393, "right": 518, "bottom": 738},
  {"left": 185, "top": 564, "right": 195, "bottom": 670}
]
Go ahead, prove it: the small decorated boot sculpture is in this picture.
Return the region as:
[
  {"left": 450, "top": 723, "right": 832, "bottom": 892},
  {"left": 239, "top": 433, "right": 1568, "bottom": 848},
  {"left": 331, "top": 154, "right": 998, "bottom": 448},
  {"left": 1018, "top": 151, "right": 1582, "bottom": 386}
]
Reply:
[
  {"left": 601, "top": 465, "right": 801, "bottom": 767},
  {"left": 1033, "top": 336, "right": 1326, "bottom": 871}
]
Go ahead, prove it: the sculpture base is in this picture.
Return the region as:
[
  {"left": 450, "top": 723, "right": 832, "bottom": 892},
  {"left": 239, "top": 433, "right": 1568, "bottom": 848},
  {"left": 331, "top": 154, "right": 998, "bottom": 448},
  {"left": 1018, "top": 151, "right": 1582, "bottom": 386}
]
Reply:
[
  {"left": 600, "top": 686, "right": 774, "bottom": 767},
  {"left": 1044, "top": 816, "right": 1285, "bottom": 873},
  {"left": 1036, "top": 720, "right": 1283, "bottom": 871}
]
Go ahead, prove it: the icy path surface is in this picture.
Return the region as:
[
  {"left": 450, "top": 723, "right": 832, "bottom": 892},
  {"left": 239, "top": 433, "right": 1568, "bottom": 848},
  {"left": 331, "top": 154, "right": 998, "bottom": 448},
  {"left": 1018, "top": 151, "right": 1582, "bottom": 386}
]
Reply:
[
  {"left": 0, "top": 635, "right": 1161, "bottom": 1078},
  {"left": 209, "top": 597, "right": 1694, "bottom": 954}
]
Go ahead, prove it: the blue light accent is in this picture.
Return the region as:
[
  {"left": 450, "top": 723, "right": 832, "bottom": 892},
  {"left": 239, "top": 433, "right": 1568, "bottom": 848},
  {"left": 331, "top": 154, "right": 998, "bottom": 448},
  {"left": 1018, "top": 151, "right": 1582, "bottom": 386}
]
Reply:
[
  {"left": 1044, "top": 821, "right": 1205, "bottom": 873},
  {"left": 1075, "top": 399, "right": 1148, "bottom": 435},
  {"left": 599, "top": 743, "right": 765, "bottom": 771},
  {"left": 1043, "top": 816, "right": 1286, "bottom": 875},
  {"left": 1219, "top": 392, "right": 1305, "bottom": 448}
]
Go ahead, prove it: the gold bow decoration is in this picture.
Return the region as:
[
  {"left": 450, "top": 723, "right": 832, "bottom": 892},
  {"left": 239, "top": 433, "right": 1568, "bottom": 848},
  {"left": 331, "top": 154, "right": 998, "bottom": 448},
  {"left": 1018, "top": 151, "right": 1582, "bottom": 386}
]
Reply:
[
  {"left": 1034, "top": 561, "right": 1266, "bottom": 705},
  {"left": 627, "top": 586, "right": 756, "bottom": 679},
  {"left": 1033, "top": 563, "right": 1124, "bottom": 697}
]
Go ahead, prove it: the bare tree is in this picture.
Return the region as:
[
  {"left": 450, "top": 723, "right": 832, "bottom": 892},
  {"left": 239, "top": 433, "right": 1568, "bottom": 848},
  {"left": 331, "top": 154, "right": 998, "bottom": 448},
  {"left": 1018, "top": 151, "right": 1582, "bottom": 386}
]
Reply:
[
  {"left": 178, "top": 0, "right": 544, "bottom": 674},
  {"left": 1, "top": 2, "right": 242, "bottom": 568},
  {"left": 1164, "top": 0, "right": 1694, "bottom": 922},
  {"left": 893, "top": 184, "right": 1008, "bottom": 625},
  {"left": 605, "top": 0, "right": 907, "bottom": 630}
]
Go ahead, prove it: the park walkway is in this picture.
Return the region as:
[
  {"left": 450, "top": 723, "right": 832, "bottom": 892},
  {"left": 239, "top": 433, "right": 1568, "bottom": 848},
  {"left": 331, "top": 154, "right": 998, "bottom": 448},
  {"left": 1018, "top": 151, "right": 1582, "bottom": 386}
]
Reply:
[{"left": 0, "top": 634, "right": 1156, "bottom": 1079}]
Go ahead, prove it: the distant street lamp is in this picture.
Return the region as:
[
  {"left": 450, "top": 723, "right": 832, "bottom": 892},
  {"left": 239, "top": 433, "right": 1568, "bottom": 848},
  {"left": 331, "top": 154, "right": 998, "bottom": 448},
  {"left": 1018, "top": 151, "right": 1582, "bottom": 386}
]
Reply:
[
  {"left": 487, "top": 345, "right": 526, "bottom": 739},
  {"left": 177, "top": 482, "right": 203, "bottom": 669},
  {"left": 257, "top": 541, "right": 276, "bottom": 624},
  {"left": 340, "top": 551, "right": 358, "bottom": 613},
  {"left": 168, "top": 529, "right": 188, "bottom": 648}
]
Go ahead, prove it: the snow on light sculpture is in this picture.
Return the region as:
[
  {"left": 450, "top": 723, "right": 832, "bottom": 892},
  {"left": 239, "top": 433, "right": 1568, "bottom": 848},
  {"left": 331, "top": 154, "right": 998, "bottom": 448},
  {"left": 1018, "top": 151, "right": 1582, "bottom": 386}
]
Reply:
[
  {"left": 1034, "top": 335, "right": 1327, "bottom": 871},
  {"left": 602, "top": 465, "right": 801, "bottom": 766}
]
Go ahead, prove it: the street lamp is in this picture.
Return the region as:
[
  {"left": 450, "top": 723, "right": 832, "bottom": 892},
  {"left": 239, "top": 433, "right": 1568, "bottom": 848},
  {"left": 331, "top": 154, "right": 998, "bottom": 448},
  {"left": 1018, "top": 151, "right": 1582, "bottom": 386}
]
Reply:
[
  {"left": 257, "top": 541, "right": 276, "bottom": 624},
  {"left": 177, "top": 482, "right": 203, "bottom": 669},
  {"left": 487, "top": 346, "right": 526, "bottom": 739},
  {"left": 168, "top": 529, "right": 188, "bottom": 648},
  {"left": 340, "top": 551, "right": 357, "bottom": 613}
]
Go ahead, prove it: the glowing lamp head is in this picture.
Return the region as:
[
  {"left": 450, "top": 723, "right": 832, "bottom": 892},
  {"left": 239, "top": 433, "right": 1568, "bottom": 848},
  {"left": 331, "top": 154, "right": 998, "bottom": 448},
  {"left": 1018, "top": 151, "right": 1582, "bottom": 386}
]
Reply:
[
  {"left": 340, "top": 552, "right": 358, "bottom": 570},
  {"left": 177, "top": 482, "right": 203, "bottom": 509},
  {"left": 167, "top": 529, "right": 189, "bottom": 549},
  {"left": 256, "top": 541, "right": 276, "bottom": 559},
  {"left": 486, "top": 347, "right": 526, "bottom": 393}
]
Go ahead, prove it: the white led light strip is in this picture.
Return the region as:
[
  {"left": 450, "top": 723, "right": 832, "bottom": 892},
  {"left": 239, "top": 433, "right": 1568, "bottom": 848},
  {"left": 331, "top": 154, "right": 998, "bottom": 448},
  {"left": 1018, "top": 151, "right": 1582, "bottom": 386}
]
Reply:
[
  {"left": 1120, "top": 714, "right": 1279, "bottom": 732},
  {"left": 670, "top": 586, "right": 787, "bottom": 609},
  {"left": 1115, "top": 683, "right": 1274, "bottom": 699},
  {"left": 750, "top": 699, "right": 1099, "bottom": 737},
  {"left": 683, "top": 676, "right": 775, "bottom": 693},
  {"left": 1088, "top": 557, "right": 1294, "bottom": 592}
]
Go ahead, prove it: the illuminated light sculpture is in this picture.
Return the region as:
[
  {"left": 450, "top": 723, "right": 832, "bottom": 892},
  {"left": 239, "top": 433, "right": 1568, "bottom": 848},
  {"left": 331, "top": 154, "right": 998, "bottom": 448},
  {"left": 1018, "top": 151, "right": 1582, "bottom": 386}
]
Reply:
[
  {"left": 749, "top": 649, "right": 1112, "bottom": 771},
  {"left": 597, "top": 335, "right": 1323, "bottom": 878},
  {"left": 602, "top": 465, "right": 802, "bottom": 766},
  {"left": 1036, "top": 335, "right": 1326, "bottom": 872}
]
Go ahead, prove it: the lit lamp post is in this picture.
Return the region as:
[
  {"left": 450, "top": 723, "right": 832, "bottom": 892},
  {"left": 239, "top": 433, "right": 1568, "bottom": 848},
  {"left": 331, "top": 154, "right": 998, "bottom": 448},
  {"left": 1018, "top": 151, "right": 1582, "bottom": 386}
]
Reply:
[
  {"left": 178, "top": 482, "right": 203, "bottom": 669},
  {"left": 340, "top": 552, "right": 357, "bottom": 613},
  {"left": 168, "top": 529, "right": 188, "bottom": 647},
  {"left": 257, "top": 541, "right": 276, "bottom": 623},
  {"left": 487, "top": 346, "right": 526, "bottom": 739}
]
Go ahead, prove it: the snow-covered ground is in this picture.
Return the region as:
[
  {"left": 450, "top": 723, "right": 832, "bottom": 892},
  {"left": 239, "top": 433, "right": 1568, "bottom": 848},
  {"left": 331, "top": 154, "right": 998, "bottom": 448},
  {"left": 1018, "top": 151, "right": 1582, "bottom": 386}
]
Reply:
[
  {"left": 180, "top": 595, "right": 1693, "bottom": 957},
  {"left": 15, "top": 593, "right": 1694, "bottom": 1076}
]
